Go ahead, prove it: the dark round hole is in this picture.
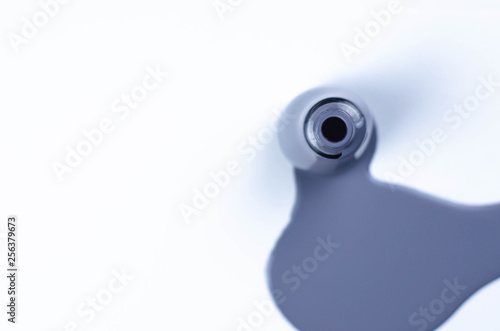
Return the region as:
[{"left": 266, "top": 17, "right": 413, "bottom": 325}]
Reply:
[{"left": 321, "top": 117, "right": 348, "bottom": 143}]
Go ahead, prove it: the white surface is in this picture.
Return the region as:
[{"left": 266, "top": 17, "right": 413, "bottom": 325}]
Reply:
[{"left": 1, "top": 0, "right": 500, "bottom": 330}]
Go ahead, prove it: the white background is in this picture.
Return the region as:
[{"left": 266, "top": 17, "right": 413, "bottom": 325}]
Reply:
[{"left": 2, "top": 0, "right": 500, "bottom": 330}]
